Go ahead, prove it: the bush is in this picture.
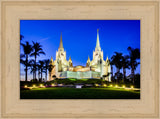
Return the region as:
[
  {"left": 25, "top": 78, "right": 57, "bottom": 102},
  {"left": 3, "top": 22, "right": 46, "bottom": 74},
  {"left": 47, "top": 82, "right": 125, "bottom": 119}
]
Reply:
[{"left": 20, "top": 81, "right": 46, "bottom": 87}]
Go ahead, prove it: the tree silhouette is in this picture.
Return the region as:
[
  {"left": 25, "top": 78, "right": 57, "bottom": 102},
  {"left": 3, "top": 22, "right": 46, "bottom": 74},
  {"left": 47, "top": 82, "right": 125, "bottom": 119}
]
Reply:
[
  {"left": 48, "top": 64, "right": 54, "bottom": 81},
  {"left": 31, "top": 41, "right": 45, "bottom": 80},
  {"left": 30, "top": 60, "right": 36, "bottom": 80},
  {"left": 121, "top": 55, "right": 130, "bottom": 82},
  {"left": 111, "top": 52, "right": 123, "bottom": 83},
  {"left": 20, "top": 41, "right": 33, "bottom": 81},
  {"left": 38, "top": 60, "right": 45, "bottom": 82},
  {"left": 127, "top": 47, "right": 140, "bottom": 84},
  {"left": 109, "top": 59, "right": 114, "bottom": 82},
  {"left": 44, "top": 59, "right": 50, "bottom": 82},
  {"left": 20, "top": 34, "right": 24, "bottom": 41}
]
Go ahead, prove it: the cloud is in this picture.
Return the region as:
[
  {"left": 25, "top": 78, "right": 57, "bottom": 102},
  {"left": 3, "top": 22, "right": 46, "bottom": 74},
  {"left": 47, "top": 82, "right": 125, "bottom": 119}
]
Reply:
[{"left": 39, "top": 37, "right": 50, "bottom": 42}]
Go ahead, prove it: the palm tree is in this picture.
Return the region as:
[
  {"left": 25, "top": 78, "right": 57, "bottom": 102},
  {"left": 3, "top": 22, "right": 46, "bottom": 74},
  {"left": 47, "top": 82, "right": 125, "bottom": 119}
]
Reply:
[
  {"left": 37, "top": 64, "right": 41, "bottom": 81},
  {"left": 20, "top": 41, "right": 32, "bottom": 81},
  {"left": 111, "top": 52, "right": 123, "bottom": 83},
  {"left": 44, "top": 59, "right": 50, "bottom": 82},
  {"left": 48, "top": 64, "right": 54, "bottom": 81},
  {"left": 20, "top": 34, "right": 24, "bottom": 46},
  {"left": 38, "top": 60, "right": 45, "bottom": 82},
  {"left": 30, "top": 60, "right": 36, "bottom": 80},
  {"left": 109, "top": 59, "right": 114, "bottom": 82},
  {"left": 121, "top": 55, "right": 130, "bottom": 82},
  {"left": 127, "top": 47, "right": 140, "bottom": 84},
  {"left": 31, "top": 41, "right": 45, "bottom": 80},
  {"left": 20, "top": 34, "right": 24, "bottom": 41}
]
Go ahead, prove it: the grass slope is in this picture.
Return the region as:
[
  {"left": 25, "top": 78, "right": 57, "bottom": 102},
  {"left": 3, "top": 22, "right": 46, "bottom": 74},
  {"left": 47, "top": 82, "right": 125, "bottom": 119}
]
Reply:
[{"left": 20, "top": 87, "right": 140, "bottom": 99}]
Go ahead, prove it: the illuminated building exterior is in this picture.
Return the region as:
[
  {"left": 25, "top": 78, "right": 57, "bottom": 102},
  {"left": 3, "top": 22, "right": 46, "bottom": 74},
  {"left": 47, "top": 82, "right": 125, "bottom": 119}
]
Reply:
[{"left": 49, "top": 29, "right": 111, "bottom": 81}]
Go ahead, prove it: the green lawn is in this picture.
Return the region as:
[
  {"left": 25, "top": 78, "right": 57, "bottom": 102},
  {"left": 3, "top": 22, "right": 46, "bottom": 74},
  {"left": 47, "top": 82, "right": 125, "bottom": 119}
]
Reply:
[{"left": 20, "top": 87, "right": 140, "bottom": 99}]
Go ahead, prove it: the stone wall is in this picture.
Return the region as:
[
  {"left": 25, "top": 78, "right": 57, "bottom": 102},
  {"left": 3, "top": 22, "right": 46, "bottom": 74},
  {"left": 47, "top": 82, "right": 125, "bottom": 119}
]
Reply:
[{"left": 58, "top": 71, "right": 101, "bottom": 79}]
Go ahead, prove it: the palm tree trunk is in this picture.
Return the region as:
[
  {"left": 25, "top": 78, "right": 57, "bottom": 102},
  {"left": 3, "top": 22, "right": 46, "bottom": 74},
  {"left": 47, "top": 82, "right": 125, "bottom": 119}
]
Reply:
[
  {"left": 38, "top": 70, "right": 40, "bottom": 81},
  {"left": 132, "top": 64, "right": 135, "bottom": 84},
  {"left": 25, "top": 55, "right": 28, "bottom": 82},
  {"left": 45, "top": 69, "right": 47, "bottom": 82},
  {"left": 111, "top": 65, "right": 113, "bottom": 81},
  {"left": 32, "top": 71, "right": 34, "bottom": 80},
  {"left": 35, "top": 55, "right": 37, "bottom": 80},
  {"left": 25, "top": 68, "right": 27, "bottom": 82},
  {"left": 123, "top": 67, "right": 126, "bottom": 83},
  {"left": 116, "top": 68, "right": 119, "bottom": 83},
  {"left": 41, "top": 68, "right": 42, "bottom": 82}
]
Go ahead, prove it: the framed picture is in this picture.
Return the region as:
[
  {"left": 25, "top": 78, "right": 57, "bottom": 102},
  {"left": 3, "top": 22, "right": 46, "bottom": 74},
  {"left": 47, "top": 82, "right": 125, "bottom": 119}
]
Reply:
[
  {"left": 0, "top": 0, "right": 159, "bottom": 118},
  {"left": 20, "top": 20, "right": 140, "bottom": 99}
]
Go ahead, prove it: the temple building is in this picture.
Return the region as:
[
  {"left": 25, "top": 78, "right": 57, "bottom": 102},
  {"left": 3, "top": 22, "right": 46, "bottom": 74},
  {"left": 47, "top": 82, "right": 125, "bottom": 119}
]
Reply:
[{"left": 49, "top": 29, "right": 111, "bottom": 81}]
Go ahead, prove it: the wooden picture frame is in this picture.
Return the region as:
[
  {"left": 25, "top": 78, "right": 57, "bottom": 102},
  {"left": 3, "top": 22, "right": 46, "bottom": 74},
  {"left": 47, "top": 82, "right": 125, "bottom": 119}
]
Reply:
[{"left": 0, "top": 0, "right": 159, "bottom": 118}]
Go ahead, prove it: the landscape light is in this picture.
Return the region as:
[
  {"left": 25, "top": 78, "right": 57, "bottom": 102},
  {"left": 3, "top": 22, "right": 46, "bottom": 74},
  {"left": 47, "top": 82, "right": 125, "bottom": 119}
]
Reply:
[
  {"left": 33, "top": 85, "right": 36, "bottom": 88},
  {"left": 115, "top": 85, "right": 118, "bottom": 88},
  {"left": 51, "top": 83, "right": 55, "bottom": 86},
  {"left": 24, "top": 85, "right": 27, "bottom": 88},
  {"left": 40, "top": 84, "right": 43, "bottom": 87},
  {"left": 122, "top": 85, "right": 125, "bottom": 88},
  {"left": 103, "top": 84, "right": 107, "bottom": 87},
  {"left": 110, "top": 84, "right": 113, "bottom": 87},
  {"left": 130, "top": 86, "right": 134, "bottom": 89},
  {"left": 95, "top": 84, "right": 99, "bottom": 87}
]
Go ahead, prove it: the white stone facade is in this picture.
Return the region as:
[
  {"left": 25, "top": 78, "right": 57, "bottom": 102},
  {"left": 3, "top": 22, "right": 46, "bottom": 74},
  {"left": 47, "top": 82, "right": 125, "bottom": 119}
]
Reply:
[{"left": 49, "top": 30, "right": 111, "bottom": 82}]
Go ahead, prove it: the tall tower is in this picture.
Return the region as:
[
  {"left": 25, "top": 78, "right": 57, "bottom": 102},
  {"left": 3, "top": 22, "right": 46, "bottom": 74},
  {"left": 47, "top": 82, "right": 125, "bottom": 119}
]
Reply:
[
  {"left": 92, "top": 29, "right": 104, "bottom": 66},
  {"left": 86, "top": 56, "right": 90, "bottom": 67},
  {"left": 58, "top": 32, "right": 64, "bottom": 51},
  {"left": 49, "top": 57, "right": 55, "bottom": 81},
  {"left": 95, "top": 29, "right": 101, "bottom": 51},
  {"left": 56, "top": 33, "right": 66, "bottom": 61},
  {"left": 69, "top": 56, "right": 73, "bottom": 67},
  {"left": 55, "top": 33, "right": 68, "bottom": 75}
]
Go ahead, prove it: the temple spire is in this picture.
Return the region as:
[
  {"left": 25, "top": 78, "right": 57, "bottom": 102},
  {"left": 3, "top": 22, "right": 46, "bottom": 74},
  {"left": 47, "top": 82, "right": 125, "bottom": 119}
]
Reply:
[
  {"left": 59, "top": 32, "right": 63, "bottom": 49},
  {"left": 96, "top": 29, "right": 100, "bottom": 48},
  {"left": 50, "top": 56, "right": 54, "bottom": 65},
  {"left": 96, "top": 29, "right": 101, "bottom": 50},
  {"left": 87, "top": 55, "right": 90, "bottom": 62},
  {"left": 69, "top": 56, "right": 72, "bottom": 62}
]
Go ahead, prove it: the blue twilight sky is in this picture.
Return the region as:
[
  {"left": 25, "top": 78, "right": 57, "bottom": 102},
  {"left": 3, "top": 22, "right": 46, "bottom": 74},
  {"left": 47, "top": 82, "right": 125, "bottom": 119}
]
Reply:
[{"left": 20, "top": 20, "right": 140, "bottom": 81}]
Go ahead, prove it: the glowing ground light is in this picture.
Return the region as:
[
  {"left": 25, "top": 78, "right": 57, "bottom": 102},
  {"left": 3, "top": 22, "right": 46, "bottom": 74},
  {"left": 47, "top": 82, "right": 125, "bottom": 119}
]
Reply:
[
  {"left": 103, "top": 84, "right": 107, "bottom": 87},
  {"left": 40, "top": 84, "right": 43, "bottom": 87},
  {"left": 130, "top": 86, "right": 134, "bottom": 89},
  {"left": 33, "top": 85, "right": 36, "bottom": 88},
  {"left": 51, "top": 84, "right": 55, "bottom": 86},
  {"left": 122, "top": 85, "right": 126, "bottom": 88},
  {"left": 110, "top": 84, "right": 113, "bottom": 87},
  {"left": 24, "top": 85, "right": 27, "bottom": 88},
  {"left": 115, "top": 85, "right": 118, "bottom": 88},
  {"left": 95, "top": 84, "right": 99, "bottom": 87}
]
